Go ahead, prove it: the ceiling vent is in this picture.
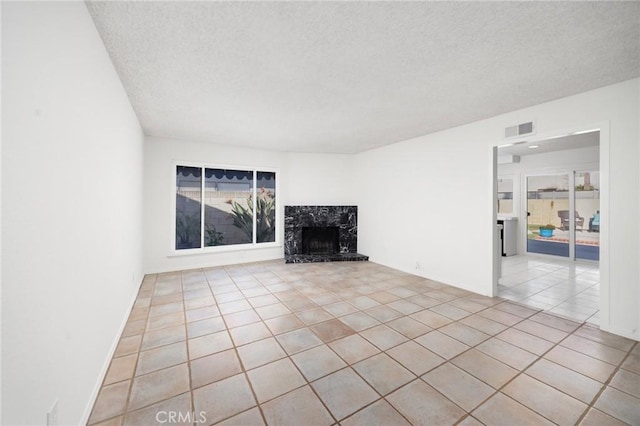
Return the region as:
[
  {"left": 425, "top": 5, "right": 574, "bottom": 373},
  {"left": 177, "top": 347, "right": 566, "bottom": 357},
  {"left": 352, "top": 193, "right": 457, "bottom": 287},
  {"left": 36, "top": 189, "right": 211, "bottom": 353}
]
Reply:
[{"left": 505, "top": 121, "right": 535, "bottom": 139}]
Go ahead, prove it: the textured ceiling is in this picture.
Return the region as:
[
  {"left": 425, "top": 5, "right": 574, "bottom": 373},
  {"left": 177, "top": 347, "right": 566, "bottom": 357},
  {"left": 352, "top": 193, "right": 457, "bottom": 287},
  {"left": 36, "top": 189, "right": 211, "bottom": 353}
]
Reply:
[{"left": 86, "top": 1, "right": 639, "bottom": 154}]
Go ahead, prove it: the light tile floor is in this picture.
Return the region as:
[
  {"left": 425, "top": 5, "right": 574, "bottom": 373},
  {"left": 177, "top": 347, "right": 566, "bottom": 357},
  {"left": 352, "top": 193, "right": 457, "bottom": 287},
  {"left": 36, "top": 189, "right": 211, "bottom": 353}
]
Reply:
[
  {"left": 498, "top": 254, "right": 600, "bottom": 324},
  {"left": 89, "top": 260, "right": 639, "bottom": 426}
]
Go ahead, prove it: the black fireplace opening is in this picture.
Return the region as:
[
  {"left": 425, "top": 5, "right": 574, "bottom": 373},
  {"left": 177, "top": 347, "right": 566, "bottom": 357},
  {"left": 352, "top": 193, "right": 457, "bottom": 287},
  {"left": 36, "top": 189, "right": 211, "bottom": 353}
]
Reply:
[{"left": 302, "top": 226, "right": 339, "bottom": 255}]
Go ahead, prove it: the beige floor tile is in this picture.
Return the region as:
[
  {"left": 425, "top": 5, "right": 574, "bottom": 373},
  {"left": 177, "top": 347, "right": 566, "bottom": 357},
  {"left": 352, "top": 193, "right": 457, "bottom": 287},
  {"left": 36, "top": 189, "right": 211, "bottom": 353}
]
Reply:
[
  {"left": 311, "top": 368, "right": 379, "bottom": 420},
  {"left": 292, "top": 345, "right": 347, "bottom": 381},
  {"left": 594, "top": 386, "right": 640, "bottom": 425},
  {"left": 93, "top": 416, "right": 123, "bottom": 426},
  {"left": 136, "top": 341, "right": 187, "bottom": 376},
  {"left": 410, "top": 310, "right": 453, "bottom": 328},
  {"left": 338, "top": 312, "right": 380, "bottom": 331},
  {"left": 114, "top": 335, "right": 142, "bottom": 358},
  {"left": 348, "top": 296, "right": 381, "bottom": 310},
  {"left": 545, "top": 345, "right": 616, "bottom": 382},
  {"left": 410, "top": 294, "right": 443, "bottom": 309},
  {"left": 324, "top": 301, "right": 359, "bottom": 317},
  {"left": 387, "top": 341, "right": 444, "bottom": 375},
  {"left": 451, "top": 349, "right": 518, "bottom": 389},
  {"left": 513, "top": 319, "right": 568, "bottom": 343},
  {"left": 122, "top": 319, "right": 146, "bottom": 337},
  {"left": 223, "top": 309, "right": 261, "bottom": 328},
  {"left": 193, "top": 373, "right": 257, "bottom": 424},
  {"left": 561, "top": 334, "right": 627, "bottom": 365},
  {"left": 186, "top": 305, "right": 221, "bottom": 322},
  {"left": 415, "top": 330, "right": 469, "bottom": 360},
  {"left": 477, "top": 308, "right": 523, "bottom": 326},
  {"left": 282, "top": 296, "right": 318, "bottom": 312},
  {"left": 184, "top": 295, "right": 215, "bottom": 310},
  {"left": 429, "top": 303, "right": 471, "bottom": 321},
  {"left": 128, "top": 363, "right": 190, "bottom": 411},
  {"left": 457, "top": 415, "right": 484, "bottom": 426},
  {"left": 218, "top": 300, "right": 252, "bottom": 315},
  {"left": 476, "top": 337, "right": 537, "bottom": 370},
  {"left": 296, "top": 307, "right": 334, "bottom": 325},
  {"left": 423, "top": 363, "right": 495, "bottom": 411},
  {"left": 190, "top": 349, "right": 243, "bottom": 389},
  {"left": 124, "top": 392, "right": 191, "bottom": 426},
  {"left": 256, "top": 302, "right": 291, "bottom": 320},
  {"left": 215, "top": 290, "right": 244, "bottom": 303},
  {"left": 148, "top": 301, "right": 183, "bottom": 317},
  {"left": 459, "top": 315, "right": 507, "bottom": 336},
  {"left": 369, "top": 291, "right": 400, "bottom": 304},
  {"left": 622, "top": 352, "right": 640, "bottom": 374},
  {"left": 609, "top": 368, "right": 640, "bottom": 398},
  {"left": 247, "top": 358, "right": 306, "bottom": 403},
  {"left": 217, "top": 407, "right": 265, "bottom": 426},
  {"left": 104, "top": 354, "right": 137, "bottom": 385},
  {"left": 145, "top": 311, "right": 184, "bottom": 332},
  {"left": 387, "top": 299, "right": 423, "bottom": 315},
  {"left": 88, "top": 380, "right": 130, "bottom": 424},
  {"left": 386, "top": 316, "right": 432, "bottom": 339},
  {"left": 329, "top": 334, "right": 380, "bottom": 364},
  {"left": 360, "top": 324, "right": 408, "bottom": 350},
  {"left": 151, "top": 292, "right": 182, "bottom": 306},
  {"left": 529, "top": 311, "right": 581, "bottom": 332},
  {"left": 387, "top": 379, "right": 466, "bottom": 425},
  {"left": 264, "top": 313, "right": 305, "bottom": 335},
  {"left": 310, "top": 319, "right": 356, "bottom": 343},
  {"left": 186, "top": 316, "right": 226, "bottom": 338},
  {"left": 229, "top": 321, "right": 271, "bottom": 346},
  {"left": 341, "top": 399, "right": 410, "bottom": 426},
  {"left": 188, "top": 330, "right": 233, "bottom": 360},
  {"left": 438, "top": 322, "right": 490, "bottom": 346},
  {"left": 574, "top": 325, "right": 636, "bottom": 352},
  {"left": 525, "top": 358, "right": 603, "bottom": 404},
  {"left": 261, "top": 386, "right": 334, "bottom": 426},
  {"left": 503, "top": 374, "right": 587, "bottom": 425},
  {"left": 248, "top": 294, "right": 279, "bottom": 308},
  {"left": 236, "top": 337, "right": 286, "bottom": 370},
  {"left": 365, "top": 305, "right": 404, "bottom": 322},
  {"left": 580, "top": 408, "right": 628, "bottom": 426},
  {"left": 276, "top": 327, "right": 323, "bottom": 354},
  {"left": 353, "top": 353, "right": 415, "bottom": 395},
  {"left": 493, "top": 301, "right": 540, "bottom": 318},
  {"left": 496, "top": 328, "right": 554, "bottom": 356},
  {"left": 472, "top": 393, "right": 554, "bottom": 425},
  {"left": 141, "top": 325, "right": 186, "bottom": 351}
]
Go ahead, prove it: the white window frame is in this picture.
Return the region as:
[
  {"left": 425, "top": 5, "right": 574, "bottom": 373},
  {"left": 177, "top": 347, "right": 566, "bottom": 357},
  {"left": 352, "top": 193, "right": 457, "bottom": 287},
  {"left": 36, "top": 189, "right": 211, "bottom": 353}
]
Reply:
[{"left": 171, "top": 161, "right": 280, "bottom": 256}]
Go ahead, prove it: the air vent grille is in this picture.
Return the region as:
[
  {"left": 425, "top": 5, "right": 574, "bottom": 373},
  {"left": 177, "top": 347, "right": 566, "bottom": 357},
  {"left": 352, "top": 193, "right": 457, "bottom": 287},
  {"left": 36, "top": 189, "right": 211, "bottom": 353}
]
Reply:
[{"left": 505, "top": 121, "right": 535, "bottom": 139}]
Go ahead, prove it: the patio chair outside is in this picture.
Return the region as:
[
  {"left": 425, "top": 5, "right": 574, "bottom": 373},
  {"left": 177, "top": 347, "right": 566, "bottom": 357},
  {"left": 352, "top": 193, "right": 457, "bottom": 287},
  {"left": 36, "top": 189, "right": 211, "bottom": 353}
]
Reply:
[{"left": 558, "top": 210, "right": 585, "bottom": 231}]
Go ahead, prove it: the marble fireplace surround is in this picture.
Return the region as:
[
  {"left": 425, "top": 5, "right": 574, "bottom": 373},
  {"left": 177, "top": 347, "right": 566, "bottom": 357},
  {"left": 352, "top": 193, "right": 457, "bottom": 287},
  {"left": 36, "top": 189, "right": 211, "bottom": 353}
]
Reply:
[{"left": 284, "top": 205, "right": 369, "bottom": 263}]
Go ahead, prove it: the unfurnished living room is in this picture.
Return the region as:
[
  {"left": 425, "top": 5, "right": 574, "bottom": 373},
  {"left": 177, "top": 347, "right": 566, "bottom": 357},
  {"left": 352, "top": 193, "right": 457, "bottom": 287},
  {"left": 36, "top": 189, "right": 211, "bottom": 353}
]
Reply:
[{"left": 2, "top": 1, "right": 640, "bottom": 425}]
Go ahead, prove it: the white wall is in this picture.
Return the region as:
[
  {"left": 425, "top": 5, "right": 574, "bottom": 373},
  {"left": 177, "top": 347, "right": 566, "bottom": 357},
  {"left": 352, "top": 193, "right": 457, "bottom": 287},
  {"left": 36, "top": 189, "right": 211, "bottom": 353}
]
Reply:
[
  {"left": 2, "top": 3, "right": 144, "bottom": 424},
  {"left": 143, "top": 137, "right": 354, "bottom": 273},
  {"left": 355, "top": 79, "right": 639, "bottom": 340}
]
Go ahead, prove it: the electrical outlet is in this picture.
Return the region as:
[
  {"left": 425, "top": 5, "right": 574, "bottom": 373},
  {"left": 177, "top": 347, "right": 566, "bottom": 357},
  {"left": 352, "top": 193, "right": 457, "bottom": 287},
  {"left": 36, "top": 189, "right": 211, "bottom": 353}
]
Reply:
[
  {"left": 415, "top": 261, "right": 421, "bottom": 270},
  {"left": 47, "top": 400, "right": 58, "bottom": 426}
]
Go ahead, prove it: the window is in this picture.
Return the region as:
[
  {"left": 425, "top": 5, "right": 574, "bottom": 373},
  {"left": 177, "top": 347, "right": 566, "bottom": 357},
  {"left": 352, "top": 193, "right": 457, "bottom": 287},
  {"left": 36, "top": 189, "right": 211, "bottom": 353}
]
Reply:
[{"left": 175, "top": 165, "right": 276, "bottom": 251}]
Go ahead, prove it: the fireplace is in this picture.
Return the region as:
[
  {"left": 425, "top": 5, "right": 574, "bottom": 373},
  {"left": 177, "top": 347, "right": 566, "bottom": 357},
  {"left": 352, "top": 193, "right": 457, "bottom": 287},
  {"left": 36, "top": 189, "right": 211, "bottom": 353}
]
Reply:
[
  {"left": 302, "top": 227, "right": 339, "bottom": 255},
  {"left": 284, "top": 205, "right": 368, "bottom": 263}
]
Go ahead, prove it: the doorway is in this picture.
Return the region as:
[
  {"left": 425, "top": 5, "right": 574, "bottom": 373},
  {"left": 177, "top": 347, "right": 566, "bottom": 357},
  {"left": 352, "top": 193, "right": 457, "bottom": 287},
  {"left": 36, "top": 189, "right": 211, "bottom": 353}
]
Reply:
[{"left": 495, "top": 128, "right": 603, "bottom": 324}]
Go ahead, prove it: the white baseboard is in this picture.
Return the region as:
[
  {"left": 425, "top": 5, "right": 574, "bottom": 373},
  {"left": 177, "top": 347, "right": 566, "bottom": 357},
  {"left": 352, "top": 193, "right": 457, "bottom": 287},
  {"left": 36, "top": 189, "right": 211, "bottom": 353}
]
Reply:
[{"left": 80, "top": 279, "right": 142, "bottom": 425}]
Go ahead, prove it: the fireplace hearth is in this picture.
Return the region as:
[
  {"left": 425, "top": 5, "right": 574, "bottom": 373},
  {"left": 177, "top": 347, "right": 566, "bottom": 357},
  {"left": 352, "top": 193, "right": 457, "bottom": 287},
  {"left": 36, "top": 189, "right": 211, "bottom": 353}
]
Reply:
[{"left": 284, "top": 205, "right": 369, "bottom": 263}]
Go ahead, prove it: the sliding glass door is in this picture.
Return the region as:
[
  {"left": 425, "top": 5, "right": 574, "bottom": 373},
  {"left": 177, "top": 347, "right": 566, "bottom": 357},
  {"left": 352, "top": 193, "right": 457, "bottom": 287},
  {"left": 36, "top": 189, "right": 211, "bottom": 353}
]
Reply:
[
  {"left": 526, "top": 171, "right": 599, "bottom": 261},
  {"left": 526, "top": 174, "right": 570, "bottom": 257},
  {"left": 575, "top": 171, "right": 600, "bottom": 260}
]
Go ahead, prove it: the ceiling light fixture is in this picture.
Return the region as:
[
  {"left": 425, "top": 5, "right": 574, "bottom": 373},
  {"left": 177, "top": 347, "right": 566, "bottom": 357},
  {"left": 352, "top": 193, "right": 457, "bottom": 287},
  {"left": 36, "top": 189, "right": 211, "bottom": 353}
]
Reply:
[
  {"left": 528, "top": 145, "right": 539, "bottom": 149},
  {"left": 498, "top": 143, "right": 514, "bottom": 148}
]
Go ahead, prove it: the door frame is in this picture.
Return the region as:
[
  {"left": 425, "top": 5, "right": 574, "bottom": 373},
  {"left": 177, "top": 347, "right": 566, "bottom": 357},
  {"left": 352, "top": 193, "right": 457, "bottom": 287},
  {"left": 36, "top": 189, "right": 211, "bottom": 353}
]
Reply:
[{"left": 491, "top": 121, "right": 610, "bottom": 330}]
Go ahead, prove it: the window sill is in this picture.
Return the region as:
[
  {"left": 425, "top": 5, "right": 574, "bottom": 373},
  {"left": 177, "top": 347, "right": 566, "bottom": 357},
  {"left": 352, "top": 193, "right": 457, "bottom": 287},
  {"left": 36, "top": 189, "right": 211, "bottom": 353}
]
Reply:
[{"left": 168, "top": 242, "right": 282, "bottom": 258}]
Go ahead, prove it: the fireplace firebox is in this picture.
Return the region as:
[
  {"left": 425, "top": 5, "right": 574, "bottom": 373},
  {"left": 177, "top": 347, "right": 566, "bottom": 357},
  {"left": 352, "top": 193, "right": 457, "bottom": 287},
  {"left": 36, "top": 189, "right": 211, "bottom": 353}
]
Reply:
[{"left": 302, "top": 227, "right": 339, "bottom": 255}]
